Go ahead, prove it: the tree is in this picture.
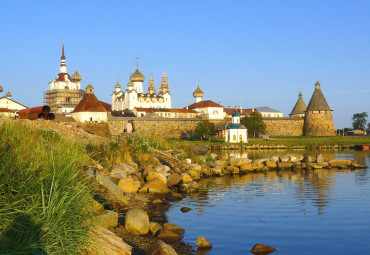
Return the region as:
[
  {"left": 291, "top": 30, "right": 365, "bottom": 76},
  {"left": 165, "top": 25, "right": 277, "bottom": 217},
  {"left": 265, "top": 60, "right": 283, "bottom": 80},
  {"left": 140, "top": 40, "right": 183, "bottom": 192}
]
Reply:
[
  {"left": 368, "top": 123, "right": 370, "bottom": 130},
  {"left": 241, "top": 112, "right": 266, "bottom": 138},
  {"left": 352, "top": 112, "right": 368, "bottom": 130},
  {"left": 194, "top": 120, "right": 217, "bottom": 141}
]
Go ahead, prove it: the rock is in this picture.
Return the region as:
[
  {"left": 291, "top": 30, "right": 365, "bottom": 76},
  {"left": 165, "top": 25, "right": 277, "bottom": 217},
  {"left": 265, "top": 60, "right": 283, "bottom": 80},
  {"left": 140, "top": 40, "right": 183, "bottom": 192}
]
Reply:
[
  {"left": 121, "top": 163, "right": 137, "bottom": 175},
  {"left": 132, "top": 194, "right": 150, "bottom": 203},
  {"left": 149, "top": 222, "right": 163, "bottom": 235},
  {"left": 288, "top": 154, "right": 298, "bottom": 162},
  {"left": 85, "top": 226, "right": 131, "bottom": 255},
  {"left": 255, "top": 158, "right": 269, "bottom": 164},
  {"left": 139, "top": 178, "right": 169, "bottom": 194},
  {"left": 250, "top": 244, "right": 276, "bottom": 254},
  {"left": 277, "top": 162, "right": 293, "bottom": 169},
  {"left": 163, "top": 223, "right": 185, "bottom": 234},
  {"left": 316, "top": 154, "right": 324, "bottom": 163},
  {"left": 210, "top": 153, "right": 218, "bottom": 159},
  {"left": 99, "top": 178, "right": 125, "bottom": 198},
  {"left": 167, "top": 173, "right": 182, "bottom": 187},
  {"left": 188, "top": 164, "right": 202, "bottom": 172},
  {"left": 118, "top": 176, "right": 139, "bottom": 193},
  {"left": 196, "top": 236, "right": 212, "bottom": 248},
  {"left": 210, "top": 166, "right": 222, "bottom": 175},
  {"left": 234, "top": 158, "right": 252, "bottom": 166},
  {"left": 223, "top": 166, "right": 239, "bottom": 175},
  {"left": 197, "top": 156, "right": 207, "bottom": 164},
  {"left": 147, "top": 240, "right": 177, "bottom": 255},
  {"left": 265, "top": 161, "right": 277, "bottom": 169},
  {"left": 154, "top": 165, "right": 171, "bottom": 174},
  {"left": 180, "top": 207, "right": 191, "bottom": 213},
  {"left": 228, "top": 156, "right": 237, "bottom": 166},
  {"left": 181, "top": 173, "right": 193, "bottom": 183},
  {"left": 147, "top": 171, "right": 168, "bottom": 184},
  {"left": 96, "top": 210, "right": 118, "bottom": 229},
  {"left": 240, "top": 163, "right": 254, "bottom": 172},
  {"left": 252, "top": 161, "right": 264, "bottom": 170},
  {"left": 201, "top": 166, "right": 212, "bottom": 176},
  {"left": 189, "top": 145, "right": 209, "bottom": 155},
  {"left": 153, "top": 198, "right": 163, "bottom": 204},
  {"left": 180, "top": 181, "right": 199, "bottom": 193},
  {"left": 85, "top": 168, "right": 95, "bottom": 177},
  {"left": 279, "top": 155, "right": 290, "bottom": 162},
  {"left": 269, "top": 155, "right": 280, "bottom": 162},
  {"left": 303, "top": 155, "right": 315, "bottom": 163},
  {"left": 125, "top": 209, "right": 150, "bottom": 235},
  {"left": 92, "top": 200, "right": 105, "bottom": 215},
  {"left": 185, "top": 158, "right": 192, "bottom": 164},
  {"left": 328, "top": 159, "right": 352, "bottom": 168},
  {"left": 187, "top": 169, "right": 201, "bottom": 180},
  {"left": 169, "top": 190, "right": 183, "bottom": 199},
  {"left": 158, "top": 229, "right": 183, "bottom": 240},
  {"left": 212, "top": 160, "right": 227, "bottom": 168}
]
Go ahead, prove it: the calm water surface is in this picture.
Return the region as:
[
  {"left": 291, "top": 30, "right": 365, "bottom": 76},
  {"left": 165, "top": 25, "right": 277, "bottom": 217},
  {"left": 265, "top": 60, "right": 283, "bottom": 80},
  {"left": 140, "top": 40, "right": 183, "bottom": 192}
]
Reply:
[{"left": 167, "top": 151, "right": 370, "bottom": 255}]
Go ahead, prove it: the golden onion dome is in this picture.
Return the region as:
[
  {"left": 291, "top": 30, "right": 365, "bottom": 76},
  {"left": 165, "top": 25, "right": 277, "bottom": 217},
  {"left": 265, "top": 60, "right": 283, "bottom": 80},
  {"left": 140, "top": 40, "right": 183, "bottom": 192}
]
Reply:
[
  {"left": 6, "top": 91, "right": 12, "bottom": 97},
  {"left": 71, "top": 71, "right": 82, "bottom": 81},
  {"left": 130, "top": 68, "right": 145, "bottom": 82},
  {"left": 115, "top": 81, "right": 122, "bottom": 89},
  {"left": 193, "top": 86, "right": 204, "bottom": 98},
  {"left": 0, "top": 86, "right": 3, "bottom": 93},
  {"left": 127, "top": 80, "right": 134, "bottom": 87}
]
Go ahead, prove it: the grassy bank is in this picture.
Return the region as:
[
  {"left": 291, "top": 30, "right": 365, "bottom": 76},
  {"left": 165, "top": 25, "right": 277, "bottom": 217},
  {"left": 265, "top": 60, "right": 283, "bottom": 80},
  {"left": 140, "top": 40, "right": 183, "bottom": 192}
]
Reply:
[{"left": 0, "top": 120, "right": 96, "bottom": 254}]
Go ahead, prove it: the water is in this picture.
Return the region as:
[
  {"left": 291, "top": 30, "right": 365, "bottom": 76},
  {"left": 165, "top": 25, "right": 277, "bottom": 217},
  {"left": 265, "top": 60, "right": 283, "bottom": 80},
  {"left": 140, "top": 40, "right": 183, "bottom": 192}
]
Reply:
[{"left": 167, "top": 151, "right": 370, "bottom": 255}]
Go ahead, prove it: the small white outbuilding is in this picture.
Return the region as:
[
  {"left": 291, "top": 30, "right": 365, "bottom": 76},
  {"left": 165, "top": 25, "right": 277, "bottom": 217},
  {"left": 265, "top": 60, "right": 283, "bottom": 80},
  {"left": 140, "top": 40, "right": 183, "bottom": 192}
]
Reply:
[{"left": 225, "top": 111, "right": 248, "bottom": 143}]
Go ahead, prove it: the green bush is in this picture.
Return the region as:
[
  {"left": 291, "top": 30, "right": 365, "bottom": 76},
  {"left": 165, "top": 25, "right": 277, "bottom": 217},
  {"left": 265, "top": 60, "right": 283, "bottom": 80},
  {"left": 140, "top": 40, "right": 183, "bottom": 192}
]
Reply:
[{"left": 0, "top": 120, "right": 95, "bottom": 254}]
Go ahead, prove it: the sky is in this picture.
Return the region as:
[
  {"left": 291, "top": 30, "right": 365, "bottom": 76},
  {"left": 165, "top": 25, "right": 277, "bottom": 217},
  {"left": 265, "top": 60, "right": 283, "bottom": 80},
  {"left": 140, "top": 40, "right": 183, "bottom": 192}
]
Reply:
[{"left": 0, "top": 0, "right": 369, "bottom": 128}]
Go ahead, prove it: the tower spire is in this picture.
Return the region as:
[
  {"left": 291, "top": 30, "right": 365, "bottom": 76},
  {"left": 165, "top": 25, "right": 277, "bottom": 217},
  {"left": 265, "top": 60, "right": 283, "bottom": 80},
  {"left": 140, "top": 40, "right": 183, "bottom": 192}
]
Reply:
[
  {"left": 60, "top": 40, "right": 67, "bottom": 73},
  {"left": 136, "top": 57, "right": 139, "bottom": 69}
]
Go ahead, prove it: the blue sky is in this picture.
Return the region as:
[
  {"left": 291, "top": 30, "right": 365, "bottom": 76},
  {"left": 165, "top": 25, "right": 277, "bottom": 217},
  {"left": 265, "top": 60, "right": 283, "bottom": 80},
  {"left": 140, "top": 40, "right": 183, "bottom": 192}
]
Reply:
[{"left": 0, "top": 0, "right": 369, "bottom": 128}]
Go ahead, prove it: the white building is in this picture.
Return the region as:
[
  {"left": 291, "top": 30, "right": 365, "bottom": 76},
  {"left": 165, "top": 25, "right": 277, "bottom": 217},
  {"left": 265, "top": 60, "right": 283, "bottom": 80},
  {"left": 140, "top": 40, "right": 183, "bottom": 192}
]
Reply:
[
  {"left": 71, "top": 83, "right": 108, "bottom": 123},
  {"left": 225, "top": 111, "right": 248, "bottom": 143},
  {"left": 112, "top": 65, "right": 171, "bottom": 111},
  {"left": 0, "top": 86, "right": 27, "bottom": 114},
  {"left": 255, "top": 106, "right": 283, "bottom": 118},
  {"left": 44, "top": 44, "right": 85, "bottom": 115},
  {"left": 186, "top": 84, "right": 225, "bottom": 119}
]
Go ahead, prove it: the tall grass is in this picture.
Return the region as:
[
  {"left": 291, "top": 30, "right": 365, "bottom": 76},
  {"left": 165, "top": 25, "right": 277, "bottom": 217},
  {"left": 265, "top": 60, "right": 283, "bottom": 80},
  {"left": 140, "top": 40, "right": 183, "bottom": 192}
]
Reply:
[{"left": 0, "top": 120, "right": 96, "bottom": 254}]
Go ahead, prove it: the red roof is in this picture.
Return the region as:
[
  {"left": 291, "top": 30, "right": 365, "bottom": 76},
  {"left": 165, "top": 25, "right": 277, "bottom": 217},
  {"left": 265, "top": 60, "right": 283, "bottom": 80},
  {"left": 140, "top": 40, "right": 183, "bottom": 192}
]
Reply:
[
  {"left": 72, "top": 94, "right": 106, "bottom": 113},
  {"left": 0, "top": 108, "right": 14, "bottom": 112},
  {"left": 56, "top": 73, "right": 72, "bottom": 82},
  {"left": 187, "top": 100, "right": 223, "bottom": 109},
  {"left": 99, "top": 101, "right": 112, "bottom": 112},
  {"left": 224, "top": 108, "right": 258, "bottom": 116}
]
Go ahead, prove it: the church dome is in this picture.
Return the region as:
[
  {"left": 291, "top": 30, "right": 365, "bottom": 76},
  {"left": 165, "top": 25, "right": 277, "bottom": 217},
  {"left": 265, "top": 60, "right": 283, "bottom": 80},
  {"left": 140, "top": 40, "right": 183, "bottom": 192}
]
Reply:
[
  {"left": 6, "top": 91, "right": 12, "bottom": 97},
  {"left": 115, "top": 81, "right": 122, "bottom": 89},
  {"left": 127, "top": 80, "right": 134, "bottom": 87},
  {"left": 71, "top": 71, "right": 82, "bottom": 81},
  {"left": 193, "top": 86, "right": 204, "bottom": 98},
  {"left": 0, "top": 86, "right": 3, "bottom": 93},
  {"left": 130, "top": 68, "right": 145, "bottom": 82},
  {"left": 232, "top": 111, "right": 240, "bottom": 117}
]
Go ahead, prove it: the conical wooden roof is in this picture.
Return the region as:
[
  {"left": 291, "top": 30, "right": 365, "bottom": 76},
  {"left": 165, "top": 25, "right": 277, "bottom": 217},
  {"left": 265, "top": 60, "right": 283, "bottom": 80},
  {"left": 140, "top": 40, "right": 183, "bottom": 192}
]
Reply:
[
  {"left": 290, "top": 92, "right": 307, "bottom": 115},
  {"left": 72, "top": 93, "right": 106, "bottom": 113},
  {"left": 306, "top": 81, "right": 331, "bottom": 111}
]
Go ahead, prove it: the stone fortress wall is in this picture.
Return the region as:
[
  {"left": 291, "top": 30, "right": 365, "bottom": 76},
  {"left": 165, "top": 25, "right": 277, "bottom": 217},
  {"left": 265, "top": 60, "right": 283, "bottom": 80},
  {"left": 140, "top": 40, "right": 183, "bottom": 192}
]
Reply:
[
  {"left": 108, "top": 117, "right": 306, "bottom": 138},
  {"left": 304, "top": 111, "right": 336, "bottom": 136}
]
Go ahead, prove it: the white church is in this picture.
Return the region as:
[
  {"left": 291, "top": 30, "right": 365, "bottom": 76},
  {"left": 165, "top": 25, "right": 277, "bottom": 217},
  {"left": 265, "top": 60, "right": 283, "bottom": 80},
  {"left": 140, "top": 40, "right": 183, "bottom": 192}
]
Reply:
[
  {"left": 112, "top": 63, "right": 171, "bottom": 111},
  {"left": 225, "top": 111, "right": 248, "bottom": 143}
]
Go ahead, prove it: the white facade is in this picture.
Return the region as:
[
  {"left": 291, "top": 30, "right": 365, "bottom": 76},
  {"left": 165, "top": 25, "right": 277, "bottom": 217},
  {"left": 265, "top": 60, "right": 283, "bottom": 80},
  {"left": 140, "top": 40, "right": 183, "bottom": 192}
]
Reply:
[
  {"left": 71, "top": 111, "right": 107, "bottom": 123},
  {"left": 256, "top": 107, "right": 283, "bottom": 118},
  {"left": 225, "top": 112, "right": 248, "bottom": 143},
  {"left": 112, "top": 71, "right": 171, "bottom": 111},
  {"left": 0, "top": 96, "right": 27, "bottom": 112},
  {"left": 196, "top": 106, "right": 225, "bottom": 119}
]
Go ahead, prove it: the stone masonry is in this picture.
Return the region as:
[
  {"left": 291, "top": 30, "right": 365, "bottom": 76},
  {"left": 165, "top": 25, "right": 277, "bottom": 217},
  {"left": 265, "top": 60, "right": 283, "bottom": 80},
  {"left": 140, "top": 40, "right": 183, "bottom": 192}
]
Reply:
[
  {"left": 304, "top": 111, "right": 335, "bottom": 136},
  {"left": 263, "top": 117, "right": 304, "bottom": 136}
]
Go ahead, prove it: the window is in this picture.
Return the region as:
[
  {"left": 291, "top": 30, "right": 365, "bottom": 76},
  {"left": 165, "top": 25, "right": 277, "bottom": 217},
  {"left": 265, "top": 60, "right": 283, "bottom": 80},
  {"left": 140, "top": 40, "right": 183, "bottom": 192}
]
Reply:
[
  {"left": 233, "top": 134, "right": 236, "bottom": 141},
  {"left": 240, "top": 135, "right": 242, "bottom": 142}
]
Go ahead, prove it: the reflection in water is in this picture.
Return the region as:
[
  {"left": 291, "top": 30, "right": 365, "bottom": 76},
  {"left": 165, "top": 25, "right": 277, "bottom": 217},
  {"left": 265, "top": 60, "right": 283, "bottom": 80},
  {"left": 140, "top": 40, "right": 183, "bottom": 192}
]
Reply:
[{"left": 168, "top": 151, "right": 370, "bottom": 255}]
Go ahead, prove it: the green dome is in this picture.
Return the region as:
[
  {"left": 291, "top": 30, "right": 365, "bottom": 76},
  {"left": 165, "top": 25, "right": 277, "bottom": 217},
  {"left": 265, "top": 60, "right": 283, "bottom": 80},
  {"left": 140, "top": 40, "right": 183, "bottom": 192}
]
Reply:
[{"left": 232, "top": 111, "right": 240, "bottom": 117}]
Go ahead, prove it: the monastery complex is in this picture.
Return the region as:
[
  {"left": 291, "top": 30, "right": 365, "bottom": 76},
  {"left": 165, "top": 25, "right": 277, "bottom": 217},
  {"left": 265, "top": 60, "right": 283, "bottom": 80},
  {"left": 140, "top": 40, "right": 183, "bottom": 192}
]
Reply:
[{"left": 0, "top": 44, "right": 336, "bottom": 137}]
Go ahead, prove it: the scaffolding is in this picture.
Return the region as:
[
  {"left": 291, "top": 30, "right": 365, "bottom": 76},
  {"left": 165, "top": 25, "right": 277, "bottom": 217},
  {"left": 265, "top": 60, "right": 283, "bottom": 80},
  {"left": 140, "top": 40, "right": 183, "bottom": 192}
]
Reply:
[{"left": 43, "top": 89, "right": 86, "bottom": 114}]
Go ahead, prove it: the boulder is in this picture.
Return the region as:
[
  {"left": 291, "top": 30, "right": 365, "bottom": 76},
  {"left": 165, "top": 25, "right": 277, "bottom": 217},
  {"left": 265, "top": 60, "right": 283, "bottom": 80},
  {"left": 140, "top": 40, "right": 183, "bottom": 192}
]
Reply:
[
  {"left": 210, "top": 166, "right": 222, "bottom": 175},
  {"left": 277, "top": 162, "right": 293, "bottom": 169},
  {"left": 187, "top": 169, "right": 201, "bottom": 180},
  {"left": 228, "top": 156, "right": 237, "bottom": 166},
  {"left": 303, "top": 155, "right": 315, "bottom": 163},
  {"left": 328, "top": 159, "right": 352, "bottom": 168},
  {"left": 85, "top": 226, "right": 131, "bottom": 255},
  {"left": 265, "top": 161, "right": 277, "bottom": 169},
  {"left": 188, "top": 164, "right": 202, "bottom": 172},
  {"left": 212, "top": 160, "right": 227, "bottom": 168},
  {"left": 147, "top": 171, "right": 168, "bottom": 184},
  {"left": 180, "top": 173, "right": 193, "bottom": 183},
  {"left": 240, "top": 163, "right": 254, "bottom": 172},
  {"left": 96, "top": 210, "right": 118, "bottom": 229},
  {"left": 147, "top": 240, "right": 177, "bottom": 255},
  {"left": 167, "top": 173, "right": 182, "bottom": 187},
  {"left": 197, "top": 156, "right": 207, "bottom": 164},
  {"left": 252, "top": 161, "right": 264, "bottom": 170},
  {"left": 279, "top": 155, "right": 290, "bottom": 162},
  {"left": 154, "top": 165, "right": 171, "bottom": 174},
  {"left": 121, "top": 163, "right": 137, "bottom": 175},
  {"left": 234, "top": 158, "right": 252, "bottom": 166},
  {"left": 157, "top": 229, "right": 183, "bottom": 240},
  {"left": 180, "top": 181, "right": 199, "bottom": 193},
  {"left": 163, "top": 223, "right": 185, "bottom": 234},
  {"left": 223, "top": 166, "right": 239, "bottom": 175},
  {"left": 99, "top": 178, "right": 125, "bottom": 198},
  {"left": 189, "top": 145, "right": 209, "bottom": 155},
  {"left": 125, "top": 209, "right": 150, "bottom": 235},
  {"left": 316, "top": 154, "right": 324, "bottom": 163},
  {"left": 92, "top": 200, "right": 105, "bottom": 215},
  {"left": 269, "top": 155, "right": 280, "bottom": 162},
  {"left": 180, "top": 207, "right": 191, "bottom": 213},
  {"left": 287, "top": 154, "right": 298, "bottom": 162},
  {"left": 139, "top": 178, "right": 169, "bottom": 194},
  {"left": 201, "top": 166, "right": 212, "bottom": 176},
  {"left": 196, "top": 236, "right": 212, "bottom": 248},
  {"left": 118, "top": 176, "right": 139, "bottom": 194},
  {"left": 110, "top": 165, "right": 128, "bottom": 179},
  {"left": 210, "top": 153, "right": 218, "bottom": 159},
  {"left": 250, "top": 244, "right": 276, "bottom": 254},
  {"left": 149, "top": 222, "right": 163, "bottom": 235}
]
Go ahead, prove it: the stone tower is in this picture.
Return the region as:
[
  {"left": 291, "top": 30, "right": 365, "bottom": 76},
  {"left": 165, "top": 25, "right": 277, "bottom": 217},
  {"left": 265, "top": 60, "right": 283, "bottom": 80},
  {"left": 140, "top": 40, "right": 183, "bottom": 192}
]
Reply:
[
  {"left": 289, "top": 92, "right": 307, "bottom": 118},
  {"left": 304, "top": 81, "right": 335, "bottom": 136}
]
